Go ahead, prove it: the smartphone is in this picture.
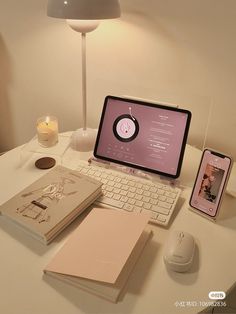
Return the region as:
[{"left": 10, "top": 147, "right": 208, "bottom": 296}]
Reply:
[{"left": 189, "top": 149, "right": 233, "bottom": 220}]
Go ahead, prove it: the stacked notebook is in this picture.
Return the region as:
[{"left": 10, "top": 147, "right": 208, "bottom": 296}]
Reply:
[
  {"left": 44, "top": 208, "right": 152, "bottom": 302},
  {"left": 0, "top": 166, "right": 102, "bottom": 244}
]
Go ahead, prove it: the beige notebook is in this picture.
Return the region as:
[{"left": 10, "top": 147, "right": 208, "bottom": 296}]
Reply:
[
  {"left": 44, "top": 208, "right": 151, "bottom": 302},
  {"left": 0, "top": 166, "right": 102, "bottom": 244}
]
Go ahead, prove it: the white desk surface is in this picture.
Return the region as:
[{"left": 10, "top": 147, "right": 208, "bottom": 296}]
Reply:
[{"left": 0, "top": 138, "right": 236, "bottom": 314}]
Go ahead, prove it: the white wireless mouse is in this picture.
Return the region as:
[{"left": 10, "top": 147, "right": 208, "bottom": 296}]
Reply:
[{"left": 163, "top": 230, "right": 195, "bottom": 272}]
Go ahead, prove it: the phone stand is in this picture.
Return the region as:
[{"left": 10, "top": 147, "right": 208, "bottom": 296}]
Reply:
[{"left": 226, "top": 165, "right": 236, "bottom": 198}]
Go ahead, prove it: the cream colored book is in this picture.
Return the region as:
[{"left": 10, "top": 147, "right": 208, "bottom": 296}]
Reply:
[
  {"left": 44, "top": 208, "right": 151, "bottom": 303},
  {"left": 0, "top": 166, "right": 102, "bottom": 244}
]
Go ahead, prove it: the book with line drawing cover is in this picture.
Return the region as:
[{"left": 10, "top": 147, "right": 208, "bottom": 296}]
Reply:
[{"left": 0, "top": 165, "right": 102, "bottom": 244}]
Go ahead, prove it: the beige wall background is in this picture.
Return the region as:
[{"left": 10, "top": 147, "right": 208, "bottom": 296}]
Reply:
[{"left": 0, "top": 0, "right": 235, "bottom": 156}]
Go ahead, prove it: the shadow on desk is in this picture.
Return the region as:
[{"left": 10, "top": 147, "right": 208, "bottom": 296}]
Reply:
[
  {"left": 169, "top": 196, "right": 186, "bottom": 227},
  {"left": 42, "top": 240, "right": 160, "bottom": 313}
]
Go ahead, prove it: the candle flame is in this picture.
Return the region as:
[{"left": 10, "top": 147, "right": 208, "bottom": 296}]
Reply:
[{"left": 45, "top": 116, "right": 50, "bottom": 125}]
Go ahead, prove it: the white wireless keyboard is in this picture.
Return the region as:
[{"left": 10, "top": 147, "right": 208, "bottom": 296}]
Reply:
[{"left": 76, "top": 161, "right": 181, "bottom": 227}]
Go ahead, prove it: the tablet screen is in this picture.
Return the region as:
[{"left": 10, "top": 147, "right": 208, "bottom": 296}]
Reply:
[{"left": 94, "top": 96, "right": 191, "bottom": 178}]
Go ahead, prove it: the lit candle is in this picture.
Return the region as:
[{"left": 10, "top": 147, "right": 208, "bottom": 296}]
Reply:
[{"left": 37, "top": 115, "right": 58, "bottom": 147}]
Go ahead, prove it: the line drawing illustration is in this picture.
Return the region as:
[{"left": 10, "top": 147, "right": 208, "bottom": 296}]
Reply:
[{"left": 16, "top": 177, "right": 77, "bottom": 223}]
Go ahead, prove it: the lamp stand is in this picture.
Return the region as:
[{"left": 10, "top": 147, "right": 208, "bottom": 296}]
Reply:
[{"left": 67, "top": 20, "right": 99, "bottom": 152}]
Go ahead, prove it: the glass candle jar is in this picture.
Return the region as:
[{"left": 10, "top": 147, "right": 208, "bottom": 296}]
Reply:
[{"left": 37, "top": 115, "right": 58, "bottom": 147}]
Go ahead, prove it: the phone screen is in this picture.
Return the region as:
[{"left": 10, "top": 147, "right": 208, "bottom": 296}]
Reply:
[{"left": 190, "top": 149, "right": 232, "bottom": 217}]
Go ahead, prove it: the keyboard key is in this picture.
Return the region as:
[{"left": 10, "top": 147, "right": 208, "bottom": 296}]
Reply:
[
  {"left": 121, "top": 185, "right": 129, "bottom": 191},
  {"left": 166, "top": 197, "right": 174, "bottom": 204},
  {"left": 136, "top": 188, "right": 143, "bottom": 194},
  {"left": 158, "top": 195, "right": 167, "bottom": 202},
  {"left": 142, "top": 185, "right": 149, "bottom": 191},
  {"left": 120, "top": 196, "right": 128, "bottom": 202},
  {"left": 157, "top": 214, "right": 166, "bottom": 223},
  {"left": 133, "top": 206, "right": 142, "bottom": 213},
  {"left": 151, "top": 205, "right": 170, "bottom": 215},
  {"left": 101, "top": 179, "right": 108, "bottom": 184},
  {"left": 165, "top": 191, "right": 176, "bottom": 199},
  {"left": 113, "top": 188, "right": 121, "bottom": 194},
  {"left": 129, "top": 187, "right": 136, "bottom": 193},
  {"left": 113, "top": 194, "right": 121, "bottom": 200},
  {"left": 124, "top": 204, "right": 134, "bottom": 211},
  {"left": 144, "top": 203, "right": 152, "bottom": 210},
  {"left": 135, "top": 200, "right": 143, "bottom": 207},
  {"left": 94, "top": 172, "right": 101, "bottom": 177},
  {"left": 151, "top": 193, "right": 158, "bottom": 199},
  {"left": 150, "top": 211, "right": 158, "bottom": 220},
  {"left": 88, "top": 170, "right": 95, "bottom": 175},
  {"left": 135, "top": 183, "right": 143, "bottom": 189},
  {"left": 98, "top": 196, "right": 124, "bottom": 209},
  {"left": 150, "top": 199, "right": 158, "bottom": 205},
  {"left": 143, "top": 191, "right": 151, "bottom": 197},
  {"left": 105, "top": 186, "right": 113, "bottom": 192},
  {"left": 158, "top": 201, "right": 172, "bottom": 209},
  {"left": 150, "top": 186, "right": 157, "bottom": 193},
  {"left": 128, "top": 199, "right": 135, "bottom": 205},
  {"left": 142, "top": 196, "right": 150, "bottom": 203}
]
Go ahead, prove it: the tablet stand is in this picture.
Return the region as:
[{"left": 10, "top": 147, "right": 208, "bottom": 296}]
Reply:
[{"left": 88, "top": 157, "right": 182, "bottom": 189}]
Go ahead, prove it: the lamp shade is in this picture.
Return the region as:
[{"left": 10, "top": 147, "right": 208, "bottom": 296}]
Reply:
[{"left": 47, "top": 0, "right": 121, "bottom": 20}]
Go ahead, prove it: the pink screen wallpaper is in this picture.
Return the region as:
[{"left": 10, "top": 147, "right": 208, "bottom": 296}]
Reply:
[
  {"left": 96, "top": 98, "right": 190, "bottom": 176},
  {"left": 190, "top": 150, "right": 231, "bottom": 216}
]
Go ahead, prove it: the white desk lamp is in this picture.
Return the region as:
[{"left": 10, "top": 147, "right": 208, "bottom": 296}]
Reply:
[{"left": 47, "top": 0, "right": 121, "bottom": 151}]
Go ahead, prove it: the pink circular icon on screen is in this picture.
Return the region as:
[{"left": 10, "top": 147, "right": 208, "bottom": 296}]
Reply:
[
  {"left": 117, "top": 118, "right": 136, "bottom": 139},
  {"left": 113, "top": 114, "right": 139, "bottom": 142}
]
